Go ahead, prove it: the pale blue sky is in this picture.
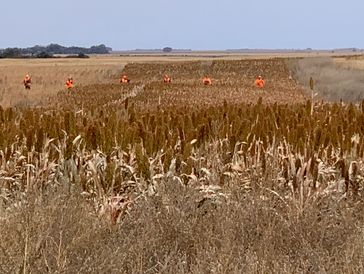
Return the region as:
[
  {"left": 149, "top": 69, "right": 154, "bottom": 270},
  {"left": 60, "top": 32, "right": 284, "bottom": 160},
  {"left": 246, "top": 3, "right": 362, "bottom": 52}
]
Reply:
[{"left": 1, "top": 0, "right": 362, "bottom": 50}]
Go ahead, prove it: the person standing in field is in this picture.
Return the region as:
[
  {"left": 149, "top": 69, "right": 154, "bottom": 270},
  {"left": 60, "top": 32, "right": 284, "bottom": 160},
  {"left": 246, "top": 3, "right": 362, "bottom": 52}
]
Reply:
[
  {"left": 65, "top": 77, "right": 74, "bottom": 90},
  {"left": 23, "top": 74, "right": 31, "bottom": 89},
  {"left": 163, "top": 74, "right": 171, "bottom": 83},
  {"left": 120, "top": 75, "right": 130, "bottom": 83},
  {"left": 202, "top": 75, "right": 212, "bottom": 85},
  {"left": 254, "top": 75, "right": 265, "bottom": 88}
]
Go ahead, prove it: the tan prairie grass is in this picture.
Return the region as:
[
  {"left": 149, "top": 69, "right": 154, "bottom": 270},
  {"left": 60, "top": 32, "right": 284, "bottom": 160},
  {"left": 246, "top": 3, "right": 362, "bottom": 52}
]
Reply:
[
  {"left": 0, "top": 57, "right": 127, "bottom": 107},
  {"left": 334, "top": 55, "right": 364, "bottom": 70},
  {"left": 290, "top": 55, "right": 364, "bottom": 102}
]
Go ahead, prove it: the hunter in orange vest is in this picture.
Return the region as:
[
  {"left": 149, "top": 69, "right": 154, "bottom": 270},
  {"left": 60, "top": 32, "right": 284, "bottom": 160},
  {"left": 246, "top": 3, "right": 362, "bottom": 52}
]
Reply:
[
  {"left": 120, "top": 75, "right": 130, "bottom": 83},
  {"left": 65, "top": 77, "right": 74, "bottom": 90},
  {"left": 202, "top": 75, "right": 212, "bottom": 85},
  {"left": 23, "top": 74, "right": 31, "bottom": 89},
  {"left": 254, "top": 75, "right": 265, "bottom": 88},
  {"left": 163, "top": 74, "right": 172, "bottom": 83}
]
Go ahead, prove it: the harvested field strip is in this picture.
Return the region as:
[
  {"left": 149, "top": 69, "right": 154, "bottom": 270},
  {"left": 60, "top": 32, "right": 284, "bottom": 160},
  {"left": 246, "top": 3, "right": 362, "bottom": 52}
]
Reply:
[{"left": 45, "top": 58, "right": 306, "bottom": 111}]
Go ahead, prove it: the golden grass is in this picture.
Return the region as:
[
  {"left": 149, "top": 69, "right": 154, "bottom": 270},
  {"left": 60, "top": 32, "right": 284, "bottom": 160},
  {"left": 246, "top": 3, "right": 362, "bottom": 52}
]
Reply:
[
  {"left": 0, "top": 57, "right": 128, "bottom": 107},
  {"left": 334, "top": 55, "right": 364, "bottom": 70}
]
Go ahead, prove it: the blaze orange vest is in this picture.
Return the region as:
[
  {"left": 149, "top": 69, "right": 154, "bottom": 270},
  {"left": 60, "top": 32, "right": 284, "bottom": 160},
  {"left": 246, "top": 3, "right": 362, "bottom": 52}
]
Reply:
[
  {"left": 164, "top": 75, "right": 171, "bottom": 83},
  {"left": 66, "top": 79, "right": 74, "bottom": 89},
  {"left": 255, "top": 78, "right": 265, "bottom": 88},
  {"left": 120, "top": 76, "right": 130, "bottom": 83},
  {"left": 203, "top": 77, "right": 212, "bottom": 85}
]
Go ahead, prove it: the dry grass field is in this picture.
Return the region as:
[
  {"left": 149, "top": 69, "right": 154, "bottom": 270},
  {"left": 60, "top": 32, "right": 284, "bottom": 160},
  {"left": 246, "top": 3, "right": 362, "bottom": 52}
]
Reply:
[
  {"left": 290, "top": 54, "right": 364, "bottom": 102},
  {"left": 0, "top": 57, "right": 128, "bottom": 107},
  {"left": 0, "top": 54, "right": 303, "bottom": 107},
  {"left": 1, "top": 53, "right": 364, "bottom": 273},
  {"left": 334, "top": 54, "right": 364, "bottom": 70}
]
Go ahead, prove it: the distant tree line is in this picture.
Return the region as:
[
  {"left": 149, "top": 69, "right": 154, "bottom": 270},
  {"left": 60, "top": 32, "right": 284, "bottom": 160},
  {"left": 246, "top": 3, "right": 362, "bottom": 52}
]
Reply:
[
  {"left": 0, "top": 44, "right": 112, "bottom": 58},
  {"left": 163, "top": 47, "right": 173, "bottom": 53}
]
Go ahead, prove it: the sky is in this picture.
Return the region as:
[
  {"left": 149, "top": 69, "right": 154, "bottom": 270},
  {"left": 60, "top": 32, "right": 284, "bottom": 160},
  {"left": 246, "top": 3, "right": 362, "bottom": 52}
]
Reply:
[{"left": 1, "top": 0, "right": 363, "bottom": 50}]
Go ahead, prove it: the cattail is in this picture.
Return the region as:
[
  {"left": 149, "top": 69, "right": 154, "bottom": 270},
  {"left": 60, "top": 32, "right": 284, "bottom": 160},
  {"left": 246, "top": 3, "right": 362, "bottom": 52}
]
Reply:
[
  {"left": 0, "top": 105, "right": 4, "bottom": 122},
  {"left": 35, "top": 127, "right": 45, "bottom": 153},
  {"left": 86, "top": 125, "right": 98, "bottom": 150},
  {"left": 349, "top": 161, "right": 359, "bottom": 195},
  {"left": 124, "top": 97, "right": 129, "bottom": 110},
  {"left": 26, "top": 127, "right": 35, "bottom": 151},
  {"left": 6, "top": 107, "right": 14, "bottom": 122},
  {"left": 135, "top": 143, "right": 150, "bottom": 178}
]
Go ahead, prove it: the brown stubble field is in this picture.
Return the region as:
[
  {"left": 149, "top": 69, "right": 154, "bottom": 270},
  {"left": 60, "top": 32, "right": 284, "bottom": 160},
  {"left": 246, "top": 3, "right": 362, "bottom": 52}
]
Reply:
[{"left": 2, "top": 53, "right": 364, "bottom": 273}]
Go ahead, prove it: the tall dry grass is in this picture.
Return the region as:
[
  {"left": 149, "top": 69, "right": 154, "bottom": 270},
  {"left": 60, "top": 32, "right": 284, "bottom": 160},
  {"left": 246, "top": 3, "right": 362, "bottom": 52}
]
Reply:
[
  {"left": 1, "top": 135, "right": 364, "bottom": 273},
  {"left": 0, "top": 58, "right": 126, "bottom": 107},
  {"left": 289, "top": 56, "right": 364, "bottom": 102}
]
